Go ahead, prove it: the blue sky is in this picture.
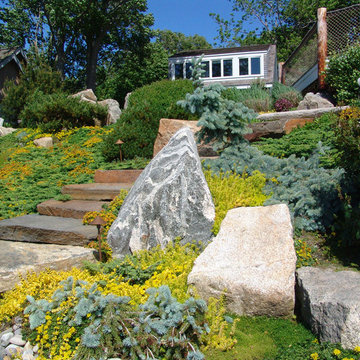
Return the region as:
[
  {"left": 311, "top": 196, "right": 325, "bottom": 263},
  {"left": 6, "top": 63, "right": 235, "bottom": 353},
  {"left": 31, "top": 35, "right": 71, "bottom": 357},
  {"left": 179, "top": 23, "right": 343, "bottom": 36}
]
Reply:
[{"left": 147, "top": 0, "right": 235, "bottom": 46}]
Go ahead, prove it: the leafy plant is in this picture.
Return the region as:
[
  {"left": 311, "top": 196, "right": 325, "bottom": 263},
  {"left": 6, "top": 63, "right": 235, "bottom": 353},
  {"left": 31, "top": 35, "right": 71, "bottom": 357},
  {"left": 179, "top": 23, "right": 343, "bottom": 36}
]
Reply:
[
  {"left": 325, "top": 44, "right": 360, "bottom": 103},
  {"left": 271, "top": 82, "right": 302, "bottom": 107},
  {"left": 274, "top": 98, "right": 294, "bottom": 112}
]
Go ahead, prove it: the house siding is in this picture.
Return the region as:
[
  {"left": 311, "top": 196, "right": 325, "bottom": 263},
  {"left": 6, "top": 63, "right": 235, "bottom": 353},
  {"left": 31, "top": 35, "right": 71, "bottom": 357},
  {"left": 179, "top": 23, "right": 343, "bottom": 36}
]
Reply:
[{"left": 0, "top": 60, "right": 19, "bottom": 100}]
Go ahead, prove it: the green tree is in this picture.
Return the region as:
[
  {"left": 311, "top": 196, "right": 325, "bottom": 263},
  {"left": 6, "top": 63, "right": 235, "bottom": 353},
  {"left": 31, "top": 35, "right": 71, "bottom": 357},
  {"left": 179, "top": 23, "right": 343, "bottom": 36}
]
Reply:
[
  {"left": 0, "top": 0, "right": 154, "bottom": 90},
  {"left": 156, "top": 30, "right": 212, "bottom": 55},
  {"left": 211, "top": 0, "right": 360, "bottom": 61},
  {"left": 96, "top": 42, "right": 169, "bottom": 106}
]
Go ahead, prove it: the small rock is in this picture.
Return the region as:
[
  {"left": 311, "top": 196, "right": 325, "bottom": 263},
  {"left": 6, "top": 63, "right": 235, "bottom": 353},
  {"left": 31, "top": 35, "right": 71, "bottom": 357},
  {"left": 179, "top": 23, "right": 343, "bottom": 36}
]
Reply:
[
  {"left": 0, "top": 328, "right": 13, "bottom": 338},
  {"left": 22, "top": 351, "right": 34, "bottom": 360},
  {"left": 1, "top": 332, "right": 14, "bottom": 347},
  {"left": 71, "top": 89, "right": 97, "bottom": 103},
  {"left": 98, "top": 99, "right": 121, "bottom": 124},
  {"left": 5, "top": 343, "right": 22, "bottom": 356},
  {"left": 0, "top": 126, "right": 16, "bottom": 137},
  {"left": 9, "top": 334, "right": 26, "bottom": 346},
  {"left": 23, "top": 342, "right": 32, "bottom": 353},
  {"left": 33, "top": 137, "right": 53, "bottom": 149},
  {"left": 14, "top": 328, "right": 22, "bottom": 336},
  {"left": 32, "top": 345, "right": 38, "bottom": 353},
  {"left": 123, "top": 92, "right": 132, "bottom": 110}
]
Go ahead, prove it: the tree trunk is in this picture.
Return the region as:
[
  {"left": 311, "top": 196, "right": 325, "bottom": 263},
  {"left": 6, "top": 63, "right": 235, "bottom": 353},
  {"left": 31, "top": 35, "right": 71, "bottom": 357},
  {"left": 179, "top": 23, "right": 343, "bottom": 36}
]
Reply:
[{"left": 86, "top": 38, "right": 103, "bottom": 90}]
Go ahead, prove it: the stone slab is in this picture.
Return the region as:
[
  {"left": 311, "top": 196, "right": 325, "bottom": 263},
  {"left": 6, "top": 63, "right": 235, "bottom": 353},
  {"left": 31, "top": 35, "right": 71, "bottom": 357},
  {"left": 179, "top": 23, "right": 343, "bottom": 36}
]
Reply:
[
  {"left": 188, "top": 204, "right": 296, "bottom": 317},
  {"left": 0, "top": 240, "right": 96, "bottom": 293},
  {"left": 296, "top": 267, "right": 360, "bottom": 349},
  {"left": 37, "top": 199, "right": 108, "bottom": 219},
  {"left": 94, "top": 170, "right": 142, "bottom": 184},
  {"left": 61, "top": 183, "right": 132, "bottom": 200},
  {"left": 0, "top": 214, "right": 97, "bottom": 246}
]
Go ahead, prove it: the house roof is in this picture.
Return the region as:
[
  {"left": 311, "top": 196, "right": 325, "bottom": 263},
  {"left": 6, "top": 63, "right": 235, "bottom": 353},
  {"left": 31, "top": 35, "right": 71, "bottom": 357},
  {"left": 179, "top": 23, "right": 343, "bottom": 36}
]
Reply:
[
  {"left": 0, "top": 47, "right": 26, "bottom": 70},
  {"left": 169, "top": 44, "right": 273, "bottom": 59}
]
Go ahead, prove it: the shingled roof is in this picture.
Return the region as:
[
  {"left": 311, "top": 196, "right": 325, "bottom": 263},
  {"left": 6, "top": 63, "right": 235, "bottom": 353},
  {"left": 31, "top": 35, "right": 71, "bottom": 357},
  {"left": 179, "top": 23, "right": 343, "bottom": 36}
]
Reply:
[
  {"left": 169, "top": 44, "right": 272, "bottom": 58},
  {"left": 0, "top": 48, "right": 26, "bottom": 70}
]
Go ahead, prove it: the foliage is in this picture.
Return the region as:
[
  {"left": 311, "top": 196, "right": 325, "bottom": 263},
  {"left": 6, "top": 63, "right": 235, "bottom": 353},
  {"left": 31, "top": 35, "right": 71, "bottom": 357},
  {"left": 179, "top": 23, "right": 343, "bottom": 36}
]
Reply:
[
  {"left": 0, "top": 0, "right": 154, "bottom": 90},
  {"left": 204, "top": 143, "right": 344, "bottom": 232},
  {"left": 271, "top": 82, "right": 302, "bottom": 107},
  {"left": 178, "top": 58, "right": 257, "bottom": 151},
  {"left": 294, "top": 237, "right": 317, "bottom": 268},
  {"left": 0, "top": 127, "right": 145, "bottom": 220},
  {"left": 101, "top": 79, "right": 196, "bottom": 161},
  {"left": 222, "top": 82, "right": 273, "bottom": 113},
  {"left": 24, "top": 277, "right": 207, "bottom": 360},
  {"left": 0, "top": 53, "right": 63, "bottom": 126},
  {"left": 204, "top": 169, "right": 271, "bottom": 234},
  {"left": 20, "top": 91, "right": 107, "bottom": 132},
  {"left": 96, "top": 42, "right": 169, "bottom": 107},
  {"left": 326, "top": 45, "right": 360, "bottom": 103},
  {"left": 156, "top": 30, "right": 212, "bottom": 55},
  {"left": 254, "top": 113, "right": 338, "bottom": 167},
  {"left": 330, "top": 107, "right": 360, "bottom": 247},
  {"left": 274, "top": 98, "right": 294, "bottom": 112}
]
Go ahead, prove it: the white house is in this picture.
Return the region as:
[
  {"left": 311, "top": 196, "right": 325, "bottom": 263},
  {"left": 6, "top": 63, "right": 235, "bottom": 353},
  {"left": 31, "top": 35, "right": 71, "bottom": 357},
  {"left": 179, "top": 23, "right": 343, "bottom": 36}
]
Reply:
[{"left": 168, "top": 44, "right": 278, "bottom": 89}]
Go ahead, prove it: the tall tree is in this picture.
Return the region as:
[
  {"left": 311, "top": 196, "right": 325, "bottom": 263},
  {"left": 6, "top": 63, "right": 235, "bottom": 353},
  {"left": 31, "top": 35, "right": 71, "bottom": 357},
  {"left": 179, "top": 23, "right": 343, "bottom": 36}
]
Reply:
[
  {"left": 0, "top": 0, "right": 154, "bottom": 90},
  {"left": 156, "top": 30, "right": 212, "bottom": 55}
]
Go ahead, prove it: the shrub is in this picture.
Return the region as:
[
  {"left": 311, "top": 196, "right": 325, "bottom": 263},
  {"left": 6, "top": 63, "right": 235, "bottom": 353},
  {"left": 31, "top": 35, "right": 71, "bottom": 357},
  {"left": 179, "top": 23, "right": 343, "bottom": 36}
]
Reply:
[
  {"left": 271, "top": 82, "right": 302, "bottom": 107},
  {"left": 0, "top": 54, "right": 63, "bottom": 126},
  {"left": 325, "top": 45, "right": 360, "bottom": 103},
  {"left": 255, "top": 112, "right": 339, "bottom": 168},
  {"left": 24, "top": 278, "right": 207, "bottom": 360},
  {"left": 204, "top": 143, "right": 344, "bottom": 232},
  {"left": 222, "top": 83, "right": 272, "bottom": 112},
  {"left": 101, "top": 79, "right": 196, "bottom": 160},
  {"left": 20, "top": 91, "right": 107, "bottom": 132},
  {"left": 274, "top": 98, "right": 294, "bottom": 112},
  {"left": 204, "top": 170, "right": 271, "bottom": 234}
]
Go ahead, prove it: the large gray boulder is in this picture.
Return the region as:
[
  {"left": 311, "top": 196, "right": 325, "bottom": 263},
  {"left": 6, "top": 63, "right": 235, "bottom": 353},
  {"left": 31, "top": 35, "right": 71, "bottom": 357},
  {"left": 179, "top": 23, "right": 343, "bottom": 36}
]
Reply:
[
  {"left": 107, "top": 127, "right": 215, "bottom": 256},
  {"left": 296, "top": 267, "right": 360, "bottom": 349},
  {"left": 297, "top": 92, "right": 334, "bottom": 110},
  {"left": 188, "top": 204, "right": 296, "bottom": 317}
]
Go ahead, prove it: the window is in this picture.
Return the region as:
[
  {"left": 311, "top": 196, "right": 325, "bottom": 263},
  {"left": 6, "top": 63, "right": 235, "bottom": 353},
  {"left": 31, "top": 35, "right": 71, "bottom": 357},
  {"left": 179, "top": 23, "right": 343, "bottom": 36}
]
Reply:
[
  {"left": 251, "top": 57, "right": 261, "bottom": 75},
  {"left": 201, "top": 61, "right": 209, "bottom": 77},
  {"left": 212, "top": 60, "right": 221, "bottom": 77},
  {"left": 223, "top": 59, "right": 233, "bottom": 77},
  {"left": 186, "top": 63, "right": 192, "bottom": 79},
  {"left": 239, "top": 56, "right": 261, "bottom": 76},
  {"left": 239, "top": 58, "right": 249, "bottom": 75},
  {"left": 175, "top": 63, "right": 183, "bottom": 79}
]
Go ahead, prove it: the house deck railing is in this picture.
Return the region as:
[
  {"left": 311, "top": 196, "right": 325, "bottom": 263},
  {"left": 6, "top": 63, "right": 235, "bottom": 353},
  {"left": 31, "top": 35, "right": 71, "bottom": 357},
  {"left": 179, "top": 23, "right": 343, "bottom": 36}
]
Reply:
[{"left": 282, "top": 4, "right": 360, "bottom": 90}]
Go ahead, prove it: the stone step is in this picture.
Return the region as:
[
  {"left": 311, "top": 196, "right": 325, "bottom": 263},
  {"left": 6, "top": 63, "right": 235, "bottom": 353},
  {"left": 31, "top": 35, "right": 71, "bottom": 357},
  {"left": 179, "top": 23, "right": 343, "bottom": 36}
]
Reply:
[
  {"left": 0, "top": 240, "right": 96, "bottom": 293},
  {"left": 94, "top": 169, "right": 143, "bottom": 183},
  {"left": 61, "top": 183, "right": 132, "bottom": 200},
  {"left": 37, "top": 199, "right": 108, "bottom": 219},
  {"left": 0, "top": 214, "right": 97, "bottom": 246}
]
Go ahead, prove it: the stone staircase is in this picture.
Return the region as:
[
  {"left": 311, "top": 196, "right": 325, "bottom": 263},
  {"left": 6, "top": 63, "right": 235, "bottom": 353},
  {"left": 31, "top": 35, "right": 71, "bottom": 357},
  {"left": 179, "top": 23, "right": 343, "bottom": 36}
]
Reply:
[{"left": 0, "top": 169, "right": 142, "bottom": 293}]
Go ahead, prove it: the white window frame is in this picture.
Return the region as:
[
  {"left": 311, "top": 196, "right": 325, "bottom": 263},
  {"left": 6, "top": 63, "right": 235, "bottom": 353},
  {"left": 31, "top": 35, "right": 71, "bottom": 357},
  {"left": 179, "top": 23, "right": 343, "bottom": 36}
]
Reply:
[{"left": 238, "top": 54, "right": 264, "bottom": 77}]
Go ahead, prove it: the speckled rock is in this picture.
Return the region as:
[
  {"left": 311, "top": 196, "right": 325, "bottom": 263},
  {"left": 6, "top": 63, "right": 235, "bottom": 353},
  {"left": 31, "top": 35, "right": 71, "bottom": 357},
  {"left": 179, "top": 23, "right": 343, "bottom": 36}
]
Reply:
[
  {"left": 188, "top": 204, "right": 296, "bottom": 317},
  {"left": 108, "top": 127, "right": 215, "bottom": 256}
]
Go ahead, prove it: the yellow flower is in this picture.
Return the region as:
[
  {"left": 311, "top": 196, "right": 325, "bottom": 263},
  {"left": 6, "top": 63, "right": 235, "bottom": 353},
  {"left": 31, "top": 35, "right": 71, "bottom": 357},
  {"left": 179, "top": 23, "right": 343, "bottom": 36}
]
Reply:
[
  {"left": 310, "top": 353, "right": 319, "bottom": 360},
  {"left": 333, "top": 349, "right": 341, "bottom": 356},
  {"left": 354, "top": 346, "right": 360, "bottom": 353}
]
